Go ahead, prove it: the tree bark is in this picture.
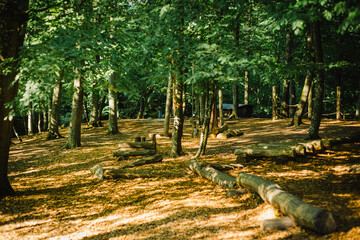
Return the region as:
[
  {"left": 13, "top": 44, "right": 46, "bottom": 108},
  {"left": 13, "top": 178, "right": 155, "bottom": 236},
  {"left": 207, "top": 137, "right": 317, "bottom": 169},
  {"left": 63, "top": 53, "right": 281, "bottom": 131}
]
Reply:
[
  {"left": 218, "top": 89, "right": 224, "bottom": 126},
  {"left": 292, "top": 70, "right": 313, "bottom": 126},
  {"left": 336, "top": 86, "right": 341, "bottom": 120},
  {"left": 236, "top": 173, "right": 337, "bottom": 234},
  {"left": 113, "top": 149, "right": 156, "bottom": 157},
  {"left": 89, "top": 85, "right": 100, "bottom": 127},
  {"left": 187, "top": 159, "right": 236, "bottom": 189},
  {"left": 308, "top": 21, "right": 325, "bottom": 140},
  {"left": 194, "top": 82, "right": 212, "bottom": 158},
  {"left": 244, "top": 70, "right": 249, "bottom": 104},
  {"left": 272, "top": 86, "right": 277, "bottom": 121},
  {"left": 64, "top": 73, "right": 84, "bottom": 149},
  {"left": 170, "top": 76, "right": 184, "bottom": 157},
  {"left": 107, "top": 72, "right": 119, "bottom": 135},
  {"left": 47, "top": 78, "right": 63, "bottom": 139},
  {"left": 0, "top": 0, "right": 29, "bottom": 197},
  {"left": 42, "top": 109, "right": 48, "bottom": 132},
  {"left": 118, "top": 142, "right": 155, "bottom": 149},
  {"left": 27, "top": 101, "right": 33, "bottom": 135},
  {"left": 164, "top": 73, "right": 173, "bottom": 137},
  {"left": 230, "top": 82, "right": 239, "bottom": 119},
  {"left": 234, "top": 146, "right": 296, "bottom": 159}
]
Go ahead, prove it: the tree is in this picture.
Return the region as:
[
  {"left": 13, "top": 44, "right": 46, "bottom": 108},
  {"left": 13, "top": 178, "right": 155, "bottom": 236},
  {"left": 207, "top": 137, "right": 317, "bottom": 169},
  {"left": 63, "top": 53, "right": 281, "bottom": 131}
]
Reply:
[
  {"left": 47, "top": 77, "right": 63, "bottom": 139},
  {"left": 0, "top": 0, "right": 29, "bottom": 197},
  {"left": 64, "top": 73, "right": 84, "bottom": 148},
  {"left": 107, "top": 72, "right": 119, "bottom": 135}
]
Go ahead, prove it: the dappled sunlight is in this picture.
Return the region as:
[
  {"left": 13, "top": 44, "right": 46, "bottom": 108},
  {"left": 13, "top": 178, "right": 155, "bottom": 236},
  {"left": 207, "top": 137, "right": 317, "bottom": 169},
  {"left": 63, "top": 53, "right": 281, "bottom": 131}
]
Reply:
[{"left": 2, "top": 118, "right": 360, "bottom": 239}]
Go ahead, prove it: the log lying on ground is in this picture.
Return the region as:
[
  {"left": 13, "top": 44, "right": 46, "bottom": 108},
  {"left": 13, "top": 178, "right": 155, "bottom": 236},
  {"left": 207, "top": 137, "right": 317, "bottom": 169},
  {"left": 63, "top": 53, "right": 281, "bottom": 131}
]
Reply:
[
  {"left": 212, "top": 124, "right": 229, "bottom": 135},
  {"left": 119, "top": 154, "right": 162, "bottom": 169},
  {"left": 209, "top": 163, "right": 244, "bottom": 171},
  {"left": 118, "top": 142, "right": 155, "bottom": 149},
  {"left": 113, "top": 149, "right": 156, "bottom": 157},
  {"left": 187, "top": 159, "right": 237, "bottom": 188},
  {"left": 256, "top": 143, "right": 306, "bottom": 156},
  {"left": 235, "top": 146, "right": 296, "bottom": 159},
  {"left": 236, "top": 173, "right": 337, "bottom": 234},
  {"left": 260, "top": 217, "right": 296, "bottom": 231},
  {"left": 322, "top": 132, "right": 360, "bottom": 148},
  {"left": 217, "top": 129, "right": 244, "bottom": 139},
  {"left": 91, "top": 165, "right": 184, "bottom": 180}
]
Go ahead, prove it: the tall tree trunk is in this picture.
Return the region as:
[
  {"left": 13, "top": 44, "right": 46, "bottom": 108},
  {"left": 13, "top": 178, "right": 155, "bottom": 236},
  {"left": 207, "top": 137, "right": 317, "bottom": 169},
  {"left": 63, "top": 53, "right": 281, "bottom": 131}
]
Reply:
[
  {"left": 281, "top": 31, "right": 293, "bottom": 117},
  {"left": 64, "top": 73, "right": 84, "bottom": 148},
  {"left": 230, "top": 82, "right": 239, "bottom": 119},
  {"left": 289, "top": 80, "right": 296, "bottom": 118},
  {"left": 42, "top": 109, "right": 48, "bottom": 132},
  {"left": 89, "top": 85, "right": 100, "bottom": 127},
  {"left": 170, "top": 76, "right": 184, "bottom": 157},
  {"left": 47, "top": 78, "right": 63, "bottom": 139},
  {"left": 27, "top": 101, "right": 33, "bottom": 135},
  {"left": 272, "top": 86, "right": 278, "bottom": 121},
  {"left": 107, "top": 72, "right": 119, "bottom": 135},
  {"left": 37, "top": 111, "right": 42, "bottom": 133},
  {"left": 164, "top": 73, "right": 173, "bottom": 137},
  {"left": 308, "top": 21, "right": 324, "bottom": 140},
  {"left": 308, "top": 81, "right": 313, "bottom": 119},
  {"left": 194, "top": 82, "right": 213, "bottom": 158},
  {"left": 209, "top": 83, "right": 218, "bottom": 132},
  {"left": 0, "top": 0, "right": 29, "bottom": 197},
  {"left": 218, "top": 89, "right": 224, "bottom": 126},
  {"left": 244, "top": 70, "right": 249, "bottom": 104},
  {"left": 199, "top": 92, "right": 205, "bottom": 125},
  {"left": 336, "top": 86, "right": 341, "bottom": 120},
  {"left": 291, "top": 31, "right": 314, "bottom": 126}
]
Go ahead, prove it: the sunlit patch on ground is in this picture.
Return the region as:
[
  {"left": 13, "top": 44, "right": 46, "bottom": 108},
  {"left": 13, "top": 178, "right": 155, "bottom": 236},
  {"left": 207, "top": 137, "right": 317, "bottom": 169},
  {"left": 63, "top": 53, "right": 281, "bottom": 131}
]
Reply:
[{"left": 1, "top": 118, "right": 360, "bottom": 239}]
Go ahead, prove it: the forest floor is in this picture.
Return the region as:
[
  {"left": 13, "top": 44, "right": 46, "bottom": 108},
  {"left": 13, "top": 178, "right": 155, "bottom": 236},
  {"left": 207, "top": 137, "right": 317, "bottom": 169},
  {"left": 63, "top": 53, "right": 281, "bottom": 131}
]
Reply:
[{"left": 1, "top": 118, "right": 360, "bottom": 240}]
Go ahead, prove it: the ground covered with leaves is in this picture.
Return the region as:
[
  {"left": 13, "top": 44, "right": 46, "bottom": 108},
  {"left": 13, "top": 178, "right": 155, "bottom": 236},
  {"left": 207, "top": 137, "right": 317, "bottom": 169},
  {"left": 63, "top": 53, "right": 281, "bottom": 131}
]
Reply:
[{"left": 1, "top": 118, "right": 360, "bottom": 239}]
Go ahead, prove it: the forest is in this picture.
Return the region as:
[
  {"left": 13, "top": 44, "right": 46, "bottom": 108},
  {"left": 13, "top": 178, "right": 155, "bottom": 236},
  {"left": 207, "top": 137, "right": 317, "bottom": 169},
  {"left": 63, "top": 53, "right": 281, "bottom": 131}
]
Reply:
[{"left": 1, "top": 0, "right": 360, "bottom": 239}]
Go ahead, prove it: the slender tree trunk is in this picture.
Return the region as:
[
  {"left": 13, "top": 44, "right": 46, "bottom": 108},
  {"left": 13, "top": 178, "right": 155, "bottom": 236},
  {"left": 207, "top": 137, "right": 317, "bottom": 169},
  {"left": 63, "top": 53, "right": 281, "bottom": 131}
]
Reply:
[
  {"left": 64, "top": 73, "right": 84, "bottom": 148},
  {"left": 195, "top": 93, "right": 200, "bottom": 119},
  {"left": 218, "top": 89, "right": 224, "bottom": 126},
  {"left": 272, "top": 86, "right": 278, "bottom": 121},
  {"left": 308, "top": 21, "right": 324, "bottom": 140},
  {"left": 281, "top": 31, "right": 293, "bottom": 117},
  {"left": 0, "top": 0, "right": 29, "bottom": 197},
  {"left": 164, "top": 73, "right": 173, "bottom": 137},
  {"left": 108, "top": 72, "right": 119, "bottom": 135},
  {"left": 83, "top": 95, "right": 89, "bottom": 123},
  {"left": 209, "top": 84, "right": 218, "bottom": 132},
  {"left": 199, "top": 92, "right": 205, "bottom": 125},
  {"left": 336, "top": 86, "right": 341, "bottom": 120},
  {"left": 98, "top": 94, "right": 106, "bottom": 125},
  {"left": 89, "top": 86, "right": 100, "bottom": 127},
  {"left": 42, "top": 108, "right": 48, "bottom": 132},
  {"left": 292, "top": 71, "right": 313, "bottom": 126},
  {"left": 170, "top": 76, "right": 184, "bottom": 157},
  {"left": 230, "top": 82, "right": 239, "bottom": 119},
  {"left": 27, "top": 101, "right": 33, "bottom": 135},
  {"left": 244, "top": 70, "right": 249, "bottom": 104},
  {"left": 47, "top": 78, "right": 63, "bottom": 139},
  {"left": 37, "top": 111, "right": 42, "bottom": 133},
  {"left": 195, "top": 82, "right": 213, "bottom": 158},
  {"left": 136, "top": 96, "right": 145, "bottom": 119},
  {"left": 289, "top": 80, "right": 296, "bottom": 118}
]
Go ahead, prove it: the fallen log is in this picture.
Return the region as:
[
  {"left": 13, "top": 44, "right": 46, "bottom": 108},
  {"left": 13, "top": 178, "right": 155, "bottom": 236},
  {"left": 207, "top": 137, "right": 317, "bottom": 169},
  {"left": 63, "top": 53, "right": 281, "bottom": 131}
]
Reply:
[
  {"left": 236, "top": 173, "right": 337, "bottom": 234},
  {"left": 113, "top": 149, "right": 156, "bottom": 157},
  {"left": 234, "top": 146, "right": 296, "bottom": 159},
  {"left": 209, "top": 163, "right": 244, "bottom": 171},
  {"left": 187, "top": 159, "right": 236, "bottom": 189},
  {"left": 212, "top": 124, "right": 229, "bottom": 135},
  {"left": 91, "top": 165, "right": 184, "bottom": 180},
  {"left": 119, "top": 154, "right": 162, "bottom": 169},
  {"left": 256, "top": 143, "right": 306, "bottom": 156},
  {"left": 118, "top": 142, "right": 155, "bottom": 149}
]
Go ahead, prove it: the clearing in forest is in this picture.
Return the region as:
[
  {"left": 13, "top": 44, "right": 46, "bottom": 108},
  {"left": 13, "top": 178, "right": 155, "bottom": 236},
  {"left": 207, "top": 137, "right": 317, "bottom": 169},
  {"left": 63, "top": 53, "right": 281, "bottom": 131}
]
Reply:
[{"left": 1, "top": 118, "right": 360, "bottom": 240}]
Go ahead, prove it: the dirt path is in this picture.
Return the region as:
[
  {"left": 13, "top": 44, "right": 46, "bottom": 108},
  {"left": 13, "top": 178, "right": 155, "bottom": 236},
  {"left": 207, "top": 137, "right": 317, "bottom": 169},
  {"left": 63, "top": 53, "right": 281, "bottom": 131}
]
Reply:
[{"left": 1, "top": 118, "right": 360, "bottom": 239}]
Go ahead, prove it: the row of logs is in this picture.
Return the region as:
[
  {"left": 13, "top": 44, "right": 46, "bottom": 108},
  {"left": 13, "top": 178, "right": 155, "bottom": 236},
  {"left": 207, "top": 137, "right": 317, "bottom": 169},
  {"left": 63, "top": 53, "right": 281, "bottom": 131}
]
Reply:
[{"left": 187, "top": 159, "right": 337, "bottom": 235}]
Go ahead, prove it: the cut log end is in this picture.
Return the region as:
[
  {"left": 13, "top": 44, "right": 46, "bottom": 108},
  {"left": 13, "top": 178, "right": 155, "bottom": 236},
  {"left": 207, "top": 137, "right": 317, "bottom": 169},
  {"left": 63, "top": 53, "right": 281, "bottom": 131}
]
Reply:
[{"left": 314, "top": 210, "right": 337, "bottom": 234}]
